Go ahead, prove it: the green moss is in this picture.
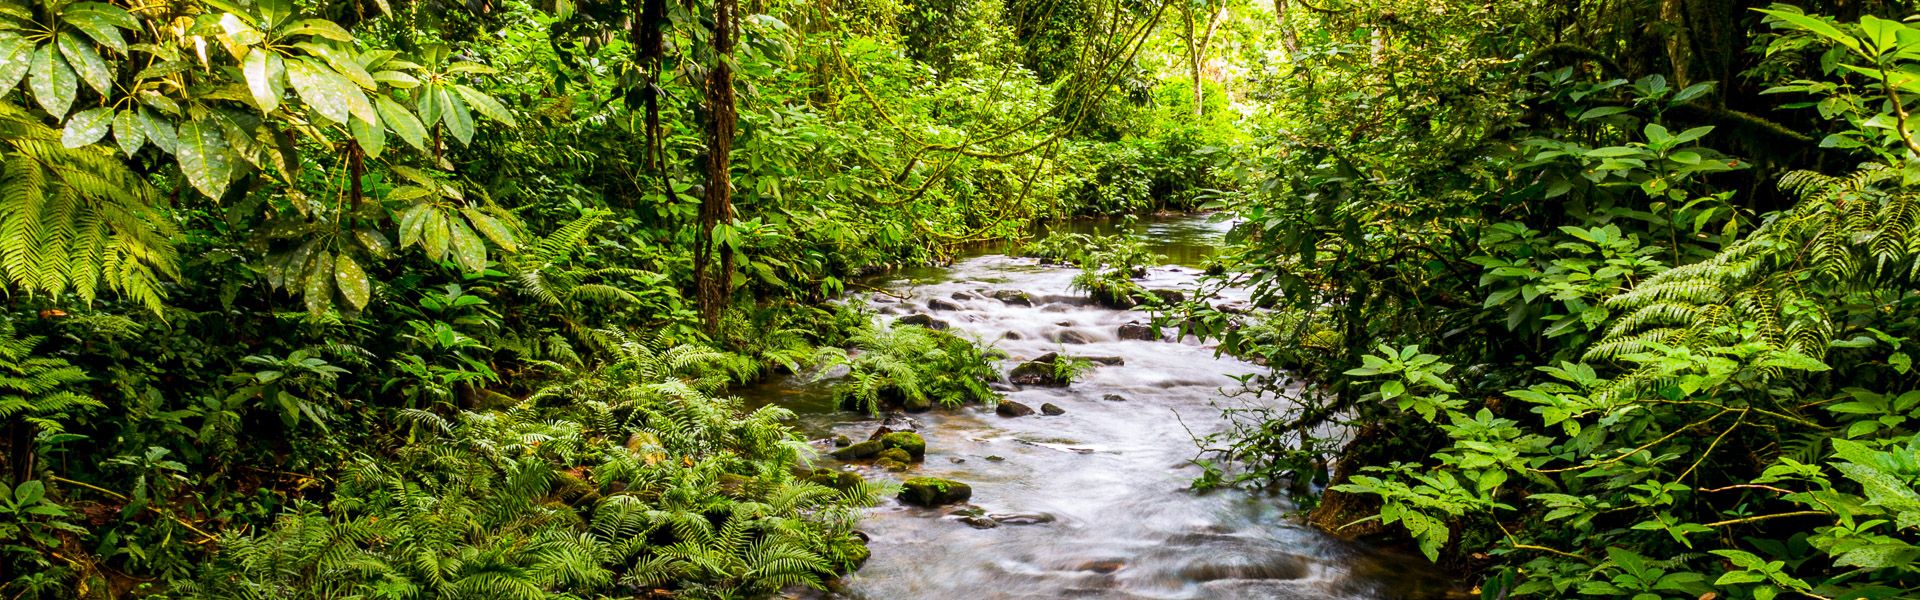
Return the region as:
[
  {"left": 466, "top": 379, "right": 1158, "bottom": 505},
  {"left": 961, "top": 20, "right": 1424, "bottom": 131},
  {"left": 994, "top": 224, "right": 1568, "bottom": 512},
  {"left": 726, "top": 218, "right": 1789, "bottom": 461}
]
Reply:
[{"left": 879, "top": 431, "right": 926, "bottom": 458}]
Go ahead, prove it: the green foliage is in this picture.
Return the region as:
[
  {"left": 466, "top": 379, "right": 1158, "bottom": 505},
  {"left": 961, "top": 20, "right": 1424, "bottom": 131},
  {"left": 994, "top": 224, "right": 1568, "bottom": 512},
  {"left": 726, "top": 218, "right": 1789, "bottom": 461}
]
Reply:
[
  {"left": 813, "top": 321, "right": 1004, "bottom": 415},
  {"left": 1191, "top": 5, "right": 1920, "bottom": 600}
]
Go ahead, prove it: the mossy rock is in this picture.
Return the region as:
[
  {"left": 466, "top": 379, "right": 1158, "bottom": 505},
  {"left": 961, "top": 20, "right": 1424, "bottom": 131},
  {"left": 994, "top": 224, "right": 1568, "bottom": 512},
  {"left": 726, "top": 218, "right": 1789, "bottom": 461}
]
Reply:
[
  {"left": 879, "top": 431, "right": 926, "bottom": 458},
  {"left": 875, "top": 458, "right": 910, "bottom": 472},
  {"left": 902, "top": 396, "right": 933, "bottom": 412},
  {"left": 807, "top": 469, "right": 865, "bottom": 492},
  {"left": 717, "top": 472, "right": 754, "bottom": 498},
  {"left": 1008, "top": 352, "right": 1068, "bottom": 387},
  {"left": 830, "top": 440, "right": 884, "bottom": 460},
  {"left": 876, "top": 448, "right": 913, "bottom": 464},
  {"left": 898, "top": 477, "right": 972, "bottom": 506}
]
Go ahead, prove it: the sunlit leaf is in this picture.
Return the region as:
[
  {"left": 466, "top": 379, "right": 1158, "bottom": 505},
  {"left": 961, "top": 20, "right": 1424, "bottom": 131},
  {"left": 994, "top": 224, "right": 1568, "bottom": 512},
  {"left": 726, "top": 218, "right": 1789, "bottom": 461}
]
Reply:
[
  {"left": 29, "top": 44, "right": 77, "bottom": 119},
  {"left": 56, "top": 32, "right": 111, "bottom": 96},
  {"left": 177, "top": 119, "right": 233, "bottom": 198},
  {"left": 333, "top": 253, "right": 370, "bottom": 309},
  {"left": 60, "top": 106, "right": 112, "bottom": 148}
]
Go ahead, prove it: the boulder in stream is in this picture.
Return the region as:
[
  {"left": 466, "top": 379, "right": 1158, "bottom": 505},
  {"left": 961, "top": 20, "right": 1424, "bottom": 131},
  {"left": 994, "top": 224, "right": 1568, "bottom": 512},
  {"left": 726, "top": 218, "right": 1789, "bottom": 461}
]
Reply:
[
  {"left": 1084, "top": 356, "right": 1125, "bottom": 366},
  {"left": 880, "top": 431, "right": 926, "bottom": 459},
  {"left": 1041, "top": 403, "right": 1066, "bottom": 416},
  {"left": 1102, "top": 394, "right": 1127, "bottom": 402},
  {"left": 1118, "top": 322, "right": 1158, "bottom": 341},
  {"left": 990, "top": 290, "right": 1034, "bottom": 306},
  {"left": 830, "top": 440, "right": 884, "bottom": 460},
  {"left": 899, "top": 477, "right": 973, "bottom": 506},
  {"left": 896, "top": 314, "right": 950, "bottom": 330},
  {"left": 928, "top": 298, "right": 962, "bottom": 311},
  {"left": 1053, "top": 330, "right": 1094, "bottom": 344},
  {"left": 807, "top": 469, "right": 864, "bottom": 492},
  {"left": 1008, "top": 352, "right": 1069, "bottom": 387},
  {"left": 996, "top": 400, "right": 1036, "bottom": 417}
]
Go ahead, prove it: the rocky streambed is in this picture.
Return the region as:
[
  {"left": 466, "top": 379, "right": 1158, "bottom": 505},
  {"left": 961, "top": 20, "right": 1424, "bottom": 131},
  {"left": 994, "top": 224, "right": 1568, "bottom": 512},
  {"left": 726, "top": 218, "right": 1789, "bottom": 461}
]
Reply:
[{"left": 742, "top": 216, "right": 1451, "bottom": 599}]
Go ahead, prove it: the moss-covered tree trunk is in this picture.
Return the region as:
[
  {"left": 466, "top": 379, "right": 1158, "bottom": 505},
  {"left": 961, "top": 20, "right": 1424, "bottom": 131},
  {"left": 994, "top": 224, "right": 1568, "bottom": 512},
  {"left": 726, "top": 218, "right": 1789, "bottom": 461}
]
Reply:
[{"left": 696, "top": 0, "right": 739, "bottom": 332}]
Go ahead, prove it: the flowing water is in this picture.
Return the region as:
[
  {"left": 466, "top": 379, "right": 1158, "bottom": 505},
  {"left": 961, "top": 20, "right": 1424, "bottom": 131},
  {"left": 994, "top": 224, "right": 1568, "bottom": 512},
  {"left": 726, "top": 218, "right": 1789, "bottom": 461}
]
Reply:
[{"left": 744, "top": 216, "right": 1451, "bottom": 600}]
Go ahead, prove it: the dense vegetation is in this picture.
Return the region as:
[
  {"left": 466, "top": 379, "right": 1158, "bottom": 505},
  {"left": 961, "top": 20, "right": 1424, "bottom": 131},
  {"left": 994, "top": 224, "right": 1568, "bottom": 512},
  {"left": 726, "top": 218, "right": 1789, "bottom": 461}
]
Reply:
[
  {"left": 0, "top": 0, "right": 1239, "bottom": 595},
  {"left": 1178, "top": 1, "right": 1920, "bottom": 599},
  {"left": 13, "top": 0, "right": 1920, "bottom": 596}
]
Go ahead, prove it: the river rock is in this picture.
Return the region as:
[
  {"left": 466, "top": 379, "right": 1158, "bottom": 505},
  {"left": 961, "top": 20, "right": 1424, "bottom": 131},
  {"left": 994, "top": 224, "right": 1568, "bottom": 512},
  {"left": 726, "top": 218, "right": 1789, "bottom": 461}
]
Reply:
[
  {"left": 1001, "top": 330, "right": 1023, "bottom": 340},
  {"left": 992, "top": 512, "right": 1057, "bottom": 526},
  {"left": 951, "top": 291, "right": 978, "bottom": 301},
  {"left": 996, "top": 400, "right": 1036, "bottom": 417},
  {"left": 1102, "top": 394, "right": 1127, "bottom": 402},
  {"left": 833, "top": 434, "right": 852, "bottom": 447},
  {"left": 960, "top": 516, "right": 999, "bottom": 529},
  {"left": 1118, "top": 322, "right": 1158, "bottom": 341},
  {"left": 928, "top": 298, "right": 962, "bottom": 311},
  {"left": 896, "top": 314, "right": 949, "bottom": 330},
  {"left": 880, "top": 431, "right": 926, "bottom": 458},
  {"left": 1148, "top": 289, "right": 1185, "bottom": 305},
  {"left": 899, "top": 477, "right": 973, "bottom": 506},
  {"left": 903, "top": 396, "right": 932, "bottom": 412},
  {"left": 1053, "top": 330, "right": 1094, "bottom": 344},
  {"left": 877, "top": 448, "right": 913, "bottom": 464},
  {"left": 876, "top": 458, "right": 910, "bottom": 472},
  {"left": 1008, "top": 352, "right": 1068, "bottom": 387},
  {"left": 807, "top": 469, "right": 864, "bottom": 492},
  {"left": 1041, "top": 403, "right": 1066, "bottom": 416},
  {"left": 830, "top": 440, "right": 884, "bottom": 460},
  {"left": 1084, "top": 356, "right": 1124, "bottom": 366},
  {"left": 990, "top": 290, "right": 1034, "bottom": 306}
]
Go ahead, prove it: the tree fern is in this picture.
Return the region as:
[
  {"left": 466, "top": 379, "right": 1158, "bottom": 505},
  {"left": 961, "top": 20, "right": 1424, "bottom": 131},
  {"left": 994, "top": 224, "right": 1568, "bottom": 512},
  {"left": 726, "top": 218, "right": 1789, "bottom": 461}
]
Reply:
[{"left": 0, "top": 102, "right": 178, "bottom": 312}]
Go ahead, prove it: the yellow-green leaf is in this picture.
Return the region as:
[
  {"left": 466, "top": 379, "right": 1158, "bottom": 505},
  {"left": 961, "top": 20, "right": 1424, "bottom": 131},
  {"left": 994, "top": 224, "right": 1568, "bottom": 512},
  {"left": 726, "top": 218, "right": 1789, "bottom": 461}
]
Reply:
[
  {"left": 0, "top": 37, "right": 30, "bottom": 98},
  {"left": 440, "top": 85, "right": 474, "bottom": 145},
  {"left": 177, "top": 119, "right": 233, "bottom": 198},
  {"left": 460, "top": 208, "right": 517, "bottom": 252},
  {"left": 332, "top": 254, "right": 370, "bottom": 309},
  {"left": 454, "top": 84, "right": 515, "bottom": 126},
  {"left": 350, "top": 113, "right": 385, "bottom": 157},
  {"left": 374, "top": 95, "right": 426, "bottom": 150},
  {"left": 422, "top": 211, "right": 451, "bottom": 259},
  {"left": 280, "top": 19, "right": 353, "bottom": 42},
  {"left": 242, "top": 48, "right": 282, "bottom": 113},
  {"left": 448, "top": 220, "right": 485, "bottom": 272}
]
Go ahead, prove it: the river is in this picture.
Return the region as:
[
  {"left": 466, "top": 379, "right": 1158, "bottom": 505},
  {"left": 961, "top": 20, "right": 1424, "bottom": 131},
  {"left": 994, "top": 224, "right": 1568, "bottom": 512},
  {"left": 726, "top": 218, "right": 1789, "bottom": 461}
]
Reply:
[{"left": 743, "top": 215, "right": 1451, "bottom": 599}]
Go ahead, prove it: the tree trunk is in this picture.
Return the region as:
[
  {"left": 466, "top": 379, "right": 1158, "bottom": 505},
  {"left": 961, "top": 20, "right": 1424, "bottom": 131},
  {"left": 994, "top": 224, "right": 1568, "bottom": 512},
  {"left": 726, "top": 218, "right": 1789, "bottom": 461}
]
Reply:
[
  {"left": 695, "top": 0, "right": 739, "bottom": 332},
  {"left": 1275, "top": 0, "right": 1299, "bottom": 59},
  {"left": 1184, "top": 2, "right": 1227, "bottom": 117}
]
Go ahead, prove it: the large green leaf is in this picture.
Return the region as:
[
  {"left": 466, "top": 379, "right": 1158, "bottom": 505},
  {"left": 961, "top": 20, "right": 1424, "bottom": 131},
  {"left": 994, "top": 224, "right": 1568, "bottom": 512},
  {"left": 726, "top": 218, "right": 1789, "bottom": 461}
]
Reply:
[
  {"left": 422, "top": 211, "right": 451, "bottom": 260},
  {"left": 112, "top": 108, "right": 144, "bottom": 156},
  {"left": 61, "top": 106, "right": 112, "bottom": 148},
  {"left": 56, "top": 32, "right": 111, "bottom": 96},
  {"left": 440, "top": 85, "right": 474, "bottom": 145},
  {"left": 350, "top": 113, "right": 385, "bottom": 158},
  {"left": 280, "top": 19, "right": 353, "bottom": 42},
  {"left": 242, "top": 48, "right": 283, "bottom": 113},
  {"left": 303, "top": 250, "right": 333, "bottom": 313},
  {"left": 454, "top": 84, "right": 515, "bottom": 127},
  {"left": 332, "top": 253, "right": 370, "bottom": 309},
  {"left": 461, "top": 208, "right": 516, "bottom": 252},
  {"left": 448, "top": 219, "right": 485, "bottom": 271},
  {"left": 374, "top": 95, "right": 426, "bottom": 150},
  {"left": 397, "top": 202, "right": 433, "bottom": 247},
  {"left": 415, "top": 83, "right": 444, "bottom": 128},
  {"left": 137, "top": 107, "right": 177, "bottom": 154},
  {"left": 67, "top": 3, "right": 140, "bottom": 30},
  {"left": 0, "top": 37, "right": 30, "bottom": 98},
  {"left": 29, "top": 44, "right": 77, "bottom": 119},
  {"left": 177, "top": 120, "right": 233, "bottom": 198},
  {"left": 287, "top": 57, "right": 372, "bottom": 124},
  {"left": 63, "top": 10, "right": 129, "bottom": 54}
]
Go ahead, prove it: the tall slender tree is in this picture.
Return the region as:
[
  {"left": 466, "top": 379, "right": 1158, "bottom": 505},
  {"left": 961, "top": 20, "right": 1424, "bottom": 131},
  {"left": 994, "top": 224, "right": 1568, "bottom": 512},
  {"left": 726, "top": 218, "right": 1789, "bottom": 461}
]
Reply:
[{"left": 695, "top": 0, "right": 739, "bottom": 331}]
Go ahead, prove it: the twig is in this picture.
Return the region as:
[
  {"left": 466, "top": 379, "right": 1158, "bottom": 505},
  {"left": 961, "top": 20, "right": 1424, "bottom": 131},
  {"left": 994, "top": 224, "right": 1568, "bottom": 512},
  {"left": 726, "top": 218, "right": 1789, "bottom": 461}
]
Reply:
[
  {"left": 49, "top": 476, "right": 219, "bottom": 543},
  {"left": 1704, "top": 510, "right": 1825, "bottom": 528}
]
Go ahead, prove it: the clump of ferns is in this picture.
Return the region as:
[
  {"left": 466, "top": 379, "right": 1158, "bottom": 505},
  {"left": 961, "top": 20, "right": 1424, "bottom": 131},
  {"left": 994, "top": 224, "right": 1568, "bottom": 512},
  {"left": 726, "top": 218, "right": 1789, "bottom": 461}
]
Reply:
[
  {"left": 811, "top": 323, "right": 1005, "bottom": 415},
  {"left": 1585, "top": 164, "right": 1920, "bottom": 401}
]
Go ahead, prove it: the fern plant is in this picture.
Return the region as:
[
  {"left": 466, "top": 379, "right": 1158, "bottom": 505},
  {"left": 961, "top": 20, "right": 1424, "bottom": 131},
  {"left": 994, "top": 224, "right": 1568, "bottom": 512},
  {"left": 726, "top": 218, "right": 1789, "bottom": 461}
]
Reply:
[
  {"left": 0, "top": 102, "right": 178, "bottom": 313},
  {"left": 812, "top": 322, "right": 1003, "bottom": 415}
]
